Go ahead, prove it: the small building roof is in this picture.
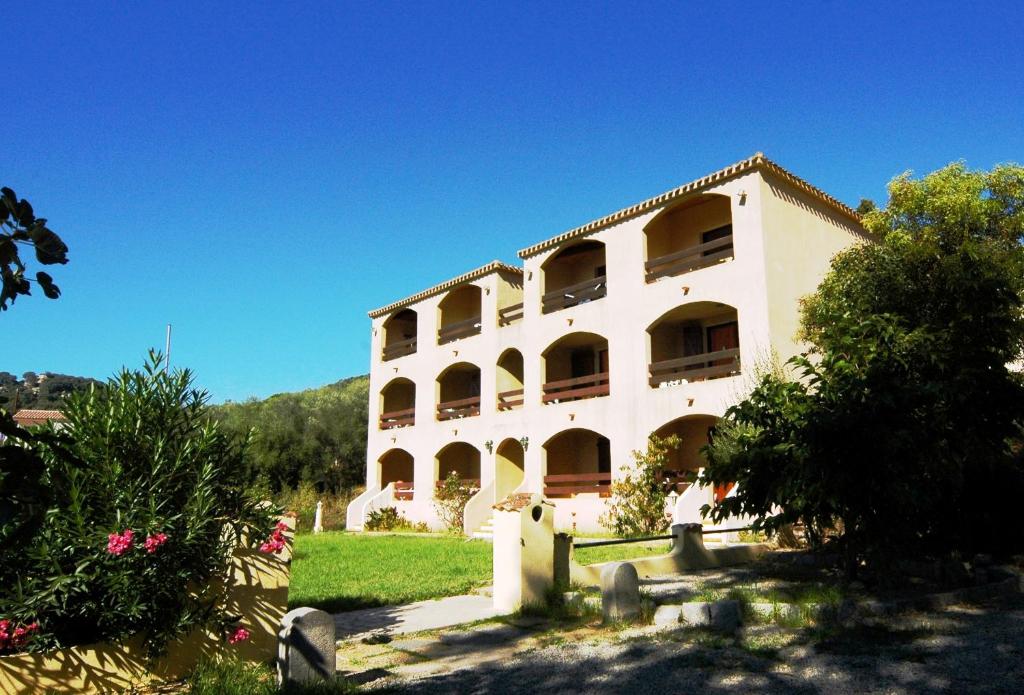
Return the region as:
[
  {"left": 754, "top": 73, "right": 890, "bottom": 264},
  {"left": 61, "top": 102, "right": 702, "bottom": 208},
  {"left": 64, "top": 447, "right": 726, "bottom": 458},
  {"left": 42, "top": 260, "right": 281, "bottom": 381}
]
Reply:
[
  {"left": 13, "top": 409, "right": 67, "bottom": 426},
  {"left": 368, "top": 260, "right": 522, "bottom": 319},
  {"left": 517, "top": 152, "right": 862, "bottom": 259}
]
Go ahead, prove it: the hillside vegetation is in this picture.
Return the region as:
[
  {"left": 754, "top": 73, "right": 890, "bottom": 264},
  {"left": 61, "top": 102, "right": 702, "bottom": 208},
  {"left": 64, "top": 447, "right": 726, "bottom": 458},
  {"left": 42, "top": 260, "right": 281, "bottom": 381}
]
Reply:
[
  {"left": 212, "top": 375, "right": 369, "bottom": 493},
  {"left": 0, "top": 371, "right": 101, "bottom": 410}
]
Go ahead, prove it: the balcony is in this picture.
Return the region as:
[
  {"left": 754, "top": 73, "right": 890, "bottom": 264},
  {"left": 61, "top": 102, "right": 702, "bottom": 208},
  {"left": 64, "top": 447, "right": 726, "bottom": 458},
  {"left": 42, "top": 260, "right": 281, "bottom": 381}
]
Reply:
[
  {"left": 543, "top": 429, "right": 611, "bottom": 498},
  {"left": 436, "top": 395, "right": 481, "bottom": 420},
  {"left": 379, "top": 407, "right": 415, "bottom": 429},
  {"left": 542, "top": 372, "right": 610, "bottom": 403},
  {"left": 647, "top": 302, "right": 740, "bottom": 388},
  {"left": 541, "top": 275, "right": 607, "bottom": 314},
  {"left": 541, "top": 240, "right": 607, "bottom": 314},
  {"left": 645, "top": 233, "right": 733, "bottom": 283},
  {"left": 496, "top": 348, "right": 524, "bottom": 411},
  {"left": 436, "top": 362, "right": 481, "bottom": 420},
  {"left": 649, "top": 347, "right": 740, "bottom": 386},
  {"left": 497, "top": 301, "right": 524, "bottom": 326},
  {"left": 382, "top": 308, "right": 418, "bottom": 361},
  {"left": 542, "top": 332, "right": 609, "bottom": 404},
  {"left": 438, "top": 284, "right": 482, "bottom": 345},
  {"left": 379, "top": 377, "right": 416, "bottom": 429},
  {"left": 644, "top": 194, "right": 733, "bottom": 282}
]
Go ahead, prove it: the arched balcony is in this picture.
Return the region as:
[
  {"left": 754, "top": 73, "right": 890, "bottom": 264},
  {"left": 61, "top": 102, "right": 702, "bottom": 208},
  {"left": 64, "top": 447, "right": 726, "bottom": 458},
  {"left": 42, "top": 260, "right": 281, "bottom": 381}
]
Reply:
[
  {"left": 647, "top": 302, "right": 740, "bottom": 387},
  {"left": 495, "top": 438, "right": 525, "bottom": 499},
  {"left": 653, "top": 415, "right": 719, "bottom": 495},
  {"left": 436, "top": 362, "right": 481, "bottom": 420},
  {"left": 542, "top": 332, "right": 609, "bottom": 404},
  {"left": 543, "top": 429, "right": 612, "bottom": 498},
  {"left": 379, "top": 448, "right": 415, "bottom": 500},
  {"left": 435, "top": 442, "right": 481, "bottom": 491},
  {"left": 541, "top": 240, "right": 607, "bottom": 314},
  {"left": 379, "top": 377, "right": 415, "bottom": 429},
  {"left": 382, "top": 308, "right": 418, "bottom": 360},
  {"left": 437, "top": 284, "right": 482, "bottom": 344},
  {"left": 644, "top": 194, "right": 733, "bottom": 282},
  {"left": 496, "top": 348, "right": 524, "bottom": 411}
]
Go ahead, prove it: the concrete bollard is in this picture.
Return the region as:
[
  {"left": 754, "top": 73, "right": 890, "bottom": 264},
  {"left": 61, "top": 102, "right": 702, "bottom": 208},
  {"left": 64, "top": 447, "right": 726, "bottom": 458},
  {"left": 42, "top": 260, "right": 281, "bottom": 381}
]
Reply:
[
  {"left": 277, "top": 607, "right": 336, "bottom": 686},
  {"left": 312, "top": 501, "right": 324, "bottom": 534},
  {"left": 493, "top": 494, "right": 555, "bottom": 613},
  {"left": 600, "top": 562, "right": 641, "bottom": 622}
]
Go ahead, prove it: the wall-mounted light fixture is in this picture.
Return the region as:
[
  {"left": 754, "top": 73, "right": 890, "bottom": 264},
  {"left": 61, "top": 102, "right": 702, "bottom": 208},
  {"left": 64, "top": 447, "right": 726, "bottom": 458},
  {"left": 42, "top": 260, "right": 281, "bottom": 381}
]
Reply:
[
  {"left": 738, "top": 190, "right": 747, "bottom": 205},
  {"left": 484, "top": 439, "right": 494, "bottom": 454},
  {"left": 519, "top": 436, "right": 529, "bottom": 451}
]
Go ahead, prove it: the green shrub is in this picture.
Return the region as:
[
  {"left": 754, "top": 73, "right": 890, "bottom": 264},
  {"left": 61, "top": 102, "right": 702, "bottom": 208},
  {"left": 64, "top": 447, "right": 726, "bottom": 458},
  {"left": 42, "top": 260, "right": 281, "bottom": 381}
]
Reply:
[
  {"left": 433, "top": 471, "right": 476, "bottom": 533},
  {"left": 276, "top": 482, "right": 359, "bottom": 532},
  {"left": 600, "top": 434, "right": 681, "bottom": 537},
  {"left": 0, "top": 353, "right": 278, "bottom": 655},
  {"left": 364, "top": 506, "right": 428, "bottom": 532}
]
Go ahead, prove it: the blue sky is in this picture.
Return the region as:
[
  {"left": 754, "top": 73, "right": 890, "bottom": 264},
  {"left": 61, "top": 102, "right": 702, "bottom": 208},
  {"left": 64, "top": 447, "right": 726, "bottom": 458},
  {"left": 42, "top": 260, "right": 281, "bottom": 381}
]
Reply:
[{"left": 3, "top": 2, "right": 1022, "bottom": 402}]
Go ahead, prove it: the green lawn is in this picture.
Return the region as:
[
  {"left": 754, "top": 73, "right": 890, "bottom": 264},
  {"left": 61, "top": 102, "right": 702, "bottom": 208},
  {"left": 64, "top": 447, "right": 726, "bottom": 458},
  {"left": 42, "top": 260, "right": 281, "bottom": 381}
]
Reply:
[{"left": 288, "top": 532, "right": 675, "bottom": 613}]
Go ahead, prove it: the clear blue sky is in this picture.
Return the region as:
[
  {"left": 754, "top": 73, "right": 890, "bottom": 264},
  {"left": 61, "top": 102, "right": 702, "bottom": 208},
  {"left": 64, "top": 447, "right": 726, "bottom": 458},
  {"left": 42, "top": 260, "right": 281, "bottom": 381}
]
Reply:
[{"left": 3, "top": 2, "right": 1022, "bottom": 402}]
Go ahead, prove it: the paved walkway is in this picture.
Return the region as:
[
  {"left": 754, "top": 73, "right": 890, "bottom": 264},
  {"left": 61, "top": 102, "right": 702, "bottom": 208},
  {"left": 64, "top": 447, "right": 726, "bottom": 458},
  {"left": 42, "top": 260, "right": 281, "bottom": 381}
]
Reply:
[{"left": 333, "top": 594, "right": 502, "bottom": 642}]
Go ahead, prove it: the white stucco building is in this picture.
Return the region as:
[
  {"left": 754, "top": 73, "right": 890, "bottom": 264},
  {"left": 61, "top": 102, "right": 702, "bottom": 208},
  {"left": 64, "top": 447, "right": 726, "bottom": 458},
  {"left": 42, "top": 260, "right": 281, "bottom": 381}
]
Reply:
[{"left": 347, "top": 154, "right": 869, "bottom": 534}]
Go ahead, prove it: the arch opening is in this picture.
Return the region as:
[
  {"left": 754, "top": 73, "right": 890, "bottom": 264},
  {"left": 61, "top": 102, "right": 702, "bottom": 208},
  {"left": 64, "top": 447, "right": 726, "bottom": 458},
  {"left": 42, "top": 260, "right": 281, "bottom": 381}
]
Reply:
[
  {"left": 541, "top": 240, "right": 607, "bottom": 313},
  {"left": 542, "top": 332, "right": 609, "bottom": 403},
  {"left": 435, "top": 442, "right": 481, "bottom": 490},
  {"left": 652, "top": 414, "right": 720, "bottom": 495},
  {"left": 542, "top": 428, "right": 611, "bottom": 498},
  {"left": 438, "top": 285, "right": 482, "bottom": 344},
  {"left": 496, "top": 348, "right": 524, "bottom": 411},
  {"left": 436, "top": 362, "right": 481, "bottom": 420},
  {"left": 647, "top": 302, "right": 740, "bottom": 387},
  {"left": 644, "top": 194, "right": 733, "bottom": 282},
  {"left": 379, "top": 377, "right": 415, "bottom": 429},
  {"left": 379, "top": 448, "right": 415, "bottom": 500},
  {"left": 382, "top": 308, "right": 418, "bottom": 360}
]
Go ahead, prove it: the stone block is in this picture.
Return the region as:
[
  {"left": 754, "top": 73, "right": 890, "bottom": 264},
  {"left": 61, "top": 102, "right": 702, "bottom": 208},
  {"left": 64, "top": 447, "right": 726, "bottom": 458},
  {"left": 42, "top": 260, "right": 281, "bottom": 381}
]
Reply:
[
  {"left": 600, "top": 562, "right": 641, "bottom": 622},
  {"left": 277, "top": 607, "right": 336, "bottom": 686},
  {"left": 652, "top": 605, "right": 682, "bottom": 627},
  {"left": 709, "top": 600, "right": 741, "bottom": 633},
  {"left": 680, "top": 602, "right": 711, "bottom": 626}
]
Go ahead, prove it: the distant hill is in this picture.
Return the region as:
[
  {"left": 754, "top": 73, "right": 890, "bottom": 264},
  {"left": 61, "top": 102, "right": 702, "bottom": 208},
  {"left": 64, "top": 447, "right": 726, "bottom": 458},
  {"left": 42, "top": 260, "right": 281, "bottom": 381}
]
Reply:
[
  {"left": 211, "top": 374, "right": 369, "bottom": 492},
  {"left": 0, "top": 371, "right": 102, "bottom": 411}
]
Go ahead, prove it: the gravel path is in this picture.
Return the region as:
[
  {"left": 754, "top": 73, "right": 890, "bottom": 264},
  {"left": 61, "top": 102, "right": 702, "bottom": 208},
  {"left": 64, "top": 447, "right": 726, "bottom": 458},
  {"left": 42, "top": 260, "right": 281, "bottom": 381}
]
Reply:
[{"left": 366, "top": 596, "right": 1024, "bottom": 694}]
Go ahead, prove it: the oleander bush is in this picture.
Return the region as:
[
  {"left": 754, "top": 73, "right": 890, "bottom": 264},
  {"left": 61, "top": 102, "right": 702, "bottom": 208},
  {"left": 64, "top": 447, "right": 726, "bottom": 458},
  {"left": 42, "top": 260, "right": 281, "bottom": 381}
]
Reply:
[{"left": 0, "top": 353, "right": 279, "bottom": 656}]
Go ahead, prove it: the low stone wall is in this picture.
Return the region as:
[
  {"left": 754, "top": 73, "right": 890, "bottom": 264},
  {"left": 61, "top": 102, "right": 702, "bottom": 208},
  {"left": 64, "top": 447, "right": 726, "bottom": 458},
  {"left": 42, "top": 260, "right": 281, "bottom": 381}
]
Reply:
[
  {"left": 568, "top": 523, "right": 768, "bottom": 586},
  {"left": 0, "top": 534, "right": 292, "bottom": 695}
]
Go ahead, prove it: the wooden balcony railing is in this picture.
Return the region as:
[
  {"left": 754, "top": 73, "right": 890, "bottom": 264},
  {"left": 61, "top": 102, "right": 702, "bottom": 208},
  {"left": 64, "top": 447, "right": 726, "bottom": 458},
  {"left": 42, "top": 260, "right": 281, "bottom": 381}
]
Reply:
[
  {"left": 662, "top": 470, "right": 695, "bottom": 494},
  {"left": 382, "top": 337, "right": 417, "bottom": 361},
  {"left": 436, "top": 395, "right": 481, "bottom": 420},
  {"left": 497, "top": 388, "right": 524, "bottom": 410},
  {"left": 379, "top": 407, "right": 415, "bottom": 429},
  {"left": 394, "top": 480, "right": 415, "bottom": 501},
  {"left": 542, "top": 372, "right": 610, "bottom": 403},
  {"left": 437, "top": 316, "right": 482, "bottom": 344},
  {"left": 541, "top": 275, "right": 607, "bottom": 314},
  {"left": 645, "top": 235, "right": 734, "bottom": 282},
  {"left": 434, "top": 477, "right": 481, "bottom": 490},
  {"left": 543, "top": 472, "right": 612, "bottom": 497},
  {"left": 649, "top": 348, "right": 740, "bottom": 386},
  {"left": 498, "top": 302, "right": 524, "bottom": 326}
]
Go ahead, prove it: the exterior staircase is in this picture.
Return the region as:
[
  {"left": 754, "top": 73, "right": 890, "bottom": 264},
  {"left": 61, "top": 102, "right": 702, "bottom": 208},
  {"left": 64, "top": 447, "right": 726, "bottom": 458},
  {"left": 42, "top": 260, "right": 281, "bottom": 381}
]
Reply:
[{"left": 470, "top": 513, "right": 495, "bottom": 541}]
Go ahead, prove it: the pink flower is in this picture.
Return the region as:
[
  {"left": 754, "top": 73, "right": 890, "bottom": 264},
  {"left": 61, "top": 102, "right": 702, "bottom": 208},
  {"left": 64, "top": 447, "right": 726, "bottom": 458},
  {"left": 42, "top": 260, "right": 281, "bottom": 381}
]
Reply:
[
  {"left": 228, "top": 627, "right": 250, "bottom": 644},
  {"left": 144, "top": 532, "right": 168, "bottom": 553},
  {"left": 275, "top": 521, "right": 289, "bottom": 532},
  {"left": 259, "top": 526, "right": 288, "bottom": 554},
  {"left": 0, "top": 619, "right": 39, "bottom": 653},
  {"left": 106, "top": 529, "right": 135, "bottom": 556}
]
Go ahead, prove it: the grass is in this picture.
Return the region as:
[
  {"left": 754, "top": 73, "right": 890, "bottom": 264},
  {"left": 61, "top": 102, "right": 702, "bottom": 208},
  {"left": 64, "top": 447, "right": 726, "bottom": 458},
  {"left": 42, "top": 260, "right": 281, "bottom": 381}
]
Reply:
[
  {"left": 183, "top": 657, "right": 357, "bottom": 694},
  {"left": 289, "top": 532, "right": 681, "bottom": 614},
  {"left": 289, "top": 532, "right": 493, "bottom": 612},
  {"left": 572, "top": 540, "right": 672, "bottom": 565}
]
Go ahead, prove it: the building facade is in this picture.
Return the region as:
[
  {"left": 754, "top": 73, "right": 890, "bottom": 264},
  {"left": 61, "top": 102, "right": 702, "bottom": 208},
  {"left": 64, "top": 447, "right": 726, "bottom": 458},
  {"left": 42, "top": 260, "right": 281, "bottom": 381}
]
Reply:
[{"left": 347, "top": 154, "right": 869, "bottom": 534}]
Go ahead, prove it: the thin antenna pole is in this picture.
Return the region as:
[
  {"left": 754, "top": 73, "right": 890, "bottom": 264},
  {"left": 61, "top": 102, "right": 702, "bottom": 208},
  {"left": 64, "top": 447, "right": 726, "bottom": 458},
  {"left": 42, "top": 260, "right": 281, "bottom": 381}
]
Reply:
[{"left": 165, "top": 324, "right": 172, "bottom": 372}]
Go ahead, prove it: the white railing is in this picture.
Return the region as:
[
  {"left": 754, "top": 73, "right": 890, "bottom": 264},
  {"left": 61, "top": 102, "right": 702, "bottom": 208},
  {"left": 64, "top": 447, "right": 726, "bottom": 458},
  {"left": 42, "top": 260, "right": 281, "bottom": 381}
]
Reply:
[
  {"left": 672, "top": 468, "right": 715, "bottom": 524},
  {"left": 345, "top": 485, "right": 380, "bottom": 531},
  {"left": 349, "top": 483, "right": 395, "bottom": 531},
  {"left": 463, "top": 480, "right": 495, "bottom": 536}
]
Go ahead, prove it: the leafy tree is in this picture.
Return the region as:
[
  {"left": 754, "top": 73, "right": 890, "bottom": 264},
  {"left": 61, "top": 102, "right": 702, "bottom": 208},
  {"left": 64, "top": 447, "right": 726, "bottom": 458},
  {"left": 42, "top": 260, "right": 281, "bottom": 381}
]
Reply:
[
  {"left": 0, "top": 187, "right": 68, "bottom": 310},
  {"left": 600, "top": 434, "right": 682, "bottom": 537},
  {"left": 433, "top": 471, "right": 476, "bottom": 533},
  {"left": 701, "top": 162, "right": 1024, "bottom": 571}
]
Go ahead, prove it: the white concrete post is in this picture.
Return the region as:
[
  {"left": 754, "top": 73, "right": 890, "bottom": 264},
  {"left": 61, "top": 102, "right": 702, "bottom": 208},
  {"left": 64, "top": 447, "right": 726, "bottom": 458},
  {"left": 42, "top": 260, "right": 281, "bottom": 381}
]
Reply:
[
  {"left": 312, "top": 500, "right": 324, "bottom": 534},
  {"left": 493, "top": 493, "right": 555, "bottom": 613}
]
